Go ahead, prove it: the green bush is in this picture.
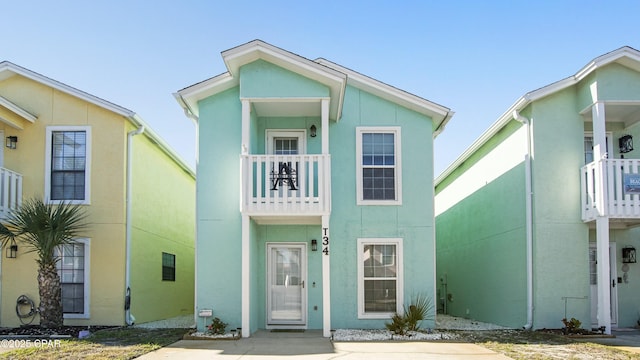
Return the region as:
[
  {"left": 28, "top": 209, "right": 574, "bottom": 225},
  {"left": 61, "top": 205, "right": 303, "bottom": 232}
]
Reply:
[
  {"left": 207, "top": 317, "right": 228, "bottom": 335},
  {"left": 385, "top": 294, "right": 434, "bottom": 335}
]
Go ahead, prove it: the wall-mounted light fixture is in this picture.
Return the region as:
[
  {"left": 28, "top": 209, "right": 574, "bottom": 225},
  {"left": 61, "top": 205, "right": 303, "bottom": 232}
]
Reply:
[
  {"left": 5, "top": 136, "right": 17, "bottom": 150},
  {"left": 6, "top": 238, "right": 17, "bottom": 258},
  {"left": 622, "top": 246, "right": 636, "bottom": 263},
  {"left": 619, "top": 135, "right": 634, "bottom": 154},
  {"left": 311, "top": 239, "right": 318, "bottom": 252},
  {"left": 310, "top": 125, "right": 317, "bottom": 138}
]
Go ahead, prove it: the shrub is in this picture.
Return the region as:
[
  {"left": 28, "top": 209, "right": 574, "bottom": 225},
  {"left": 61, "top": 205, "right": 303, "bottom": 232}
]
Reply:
[
  {"left": 385, "top": 294, "right": 434, "bottom": 335},
  {"left": 207, "top": 317, "right": 228, "bottom": 335},
  {"left": 561, "top": 317, "right": 582, "bottom": 334}
]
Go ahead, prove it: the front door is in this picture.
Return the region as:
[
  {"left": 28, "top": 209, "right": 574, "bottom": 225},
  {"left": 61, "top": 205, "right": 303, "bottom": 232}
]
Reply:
[
  {"left": 590, "top": 243, "right": 618, "bottom": 327},
  {"left": 267, "top": 244, "right": 307, "bottom": 326}
]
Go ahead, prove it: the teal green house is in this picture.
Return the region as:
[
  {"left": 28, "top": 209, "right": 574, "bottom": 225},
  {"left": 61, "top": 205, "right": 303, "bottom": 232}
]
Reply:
[
  {"left": 435, "top": 47, "right": 640, "bottom": 334},
  {"left": 175, "top": 40, "right": 453, "bottom": 337}
]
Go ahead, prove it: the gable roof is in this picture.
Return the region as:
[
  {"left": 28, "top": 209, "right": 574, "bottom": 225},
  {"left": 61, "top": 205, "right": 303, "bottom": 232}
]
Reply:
[
  {"left": 0, "top": 61, "right": 194, "bottom": 178},
  {"left": 435, "top": 46, "right": 640, "bottom": 185},
  {"left": 175, "top": 40, "right": 453, "bottom": 137},
  {"left": 315, "top": 58, "right": 453, "bottom": 136}
]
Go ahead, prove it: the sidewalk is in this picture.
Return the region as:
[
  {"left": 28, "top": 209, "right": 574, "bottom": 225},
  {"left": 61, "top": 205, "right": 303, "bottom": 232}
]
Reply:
[{"left": 136, "top": 330, "right": 513, "bottom": 359}]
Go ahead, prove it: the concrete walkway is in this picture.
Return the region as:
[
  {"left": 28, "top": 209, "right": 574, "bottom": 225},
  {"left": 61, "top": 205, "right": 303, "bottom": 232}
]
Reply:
[
  {"left": 137, "top": 330, "right": 512, "bottom": 359},
  {"left": 583, "top": 329, "right": 640, "bottom": 355}
]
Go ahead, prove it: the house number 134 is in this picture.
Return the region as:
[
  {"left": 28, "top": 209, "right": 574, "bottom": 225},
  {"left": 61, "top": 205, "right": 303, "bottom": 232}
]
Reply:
[{"left": 322, "top": 227, "right": 329, "bottom": 255}]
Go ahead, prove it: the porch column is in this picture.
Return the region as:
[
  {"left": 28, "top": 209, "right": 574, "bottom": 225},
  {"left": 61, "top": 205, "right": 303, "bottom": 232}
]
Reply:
[
  {"left": 321, "top": 99, "right": 329, "bottom": 155},
  {"left": 241, "top": 99, "right": 250, "bottom": 154},
  {"left": 321, "top": 215, "right": 331, "bottom": 337},
  {"left": 241, "top": 214, "right": 250, "bottom": 337},
  {"left": 593, "top": 102, "right": 612, "bottom": 335}
]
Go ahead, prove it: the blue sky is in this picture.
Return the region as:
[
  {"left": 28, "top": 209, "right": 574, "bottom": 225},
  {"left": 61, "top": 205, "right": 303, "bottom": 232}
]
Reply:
[{"left": 3, "top": 1, "right": 639, "bottom": 176}]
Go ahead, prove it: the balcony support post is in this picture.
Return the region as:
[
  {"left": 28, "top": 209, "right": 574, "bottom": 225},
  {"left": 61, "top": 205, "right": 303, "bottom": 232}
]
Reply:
[
  {"left": 321, "top": 99, "right": 329, "bottom": 155},
  {"left": 241, "top": 99, "right": 251, "bottom": 155},
  {"left": 592, "top": 101, "right": 612, "bottom": 335}
]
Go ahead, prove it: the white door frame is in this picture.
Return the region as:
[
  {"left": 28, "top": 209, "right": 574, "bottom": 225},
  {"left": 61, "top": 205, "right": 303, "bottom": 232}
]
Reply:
[
  {"left": 266, "top": 130, "right": 307, "bottom": 155},
  {"left": 266, "top": 243, "right": 307, "bottom": 328}
]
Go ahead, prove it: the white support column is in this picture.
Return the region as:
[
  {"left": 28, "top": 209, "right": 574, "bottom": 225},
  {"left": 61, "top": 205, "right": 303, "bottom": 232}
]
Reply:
[
  {"left": 321, "top": 215, "right": 331, "bottom": 337},
  {"left": 592, "top": 101, "right": 612, "bottom": 335},
  {"left": 241, "top": 214, "right": 250, "bottom": 337},
  {"left": 241, "top": 99, "right": 251, "bottom": 155},
  {"left": 321, "top": 99, "right": 329, "bottom": 155}
]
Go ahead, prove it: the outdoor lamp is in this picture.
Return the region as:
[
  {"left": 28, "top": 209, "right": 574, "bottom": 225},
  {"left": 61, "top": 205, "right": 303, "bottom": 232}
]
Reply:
[
  {"left": 622, "top": 246, "right": 636, "bottom": 263},
  {"left": 5, "top": 136, "right": 17, "bottom": 149},
  {"left": 311, "top": 239, "right": 318, "bottom": 251},
  {"left": 6, "top": 239, "right": 17, "bottom": 258},
  {"left": 310, "top": 125, "right": 317, "bottom": 137}
]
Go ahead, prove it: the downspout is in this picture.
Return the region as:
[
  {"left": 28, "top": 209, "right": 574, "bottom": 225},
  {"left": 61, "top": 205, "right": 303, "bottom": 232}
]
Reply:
[
  {"left": 125, "top": 125, "right": 145, "bottom": 326},
  {"left": 513, "top": 110, "right": 534, "bottom": 330}
]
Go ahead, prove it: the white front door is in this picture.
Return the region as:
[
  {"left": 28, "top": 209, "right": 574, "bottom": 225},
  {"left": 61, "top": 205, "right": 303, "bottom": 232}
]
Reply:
[
  {"left": 267, "top": 243, "right": 307, "bottom": 326},
  {"left": 590, "top": 243, "right": 618, "bottom": 327}
]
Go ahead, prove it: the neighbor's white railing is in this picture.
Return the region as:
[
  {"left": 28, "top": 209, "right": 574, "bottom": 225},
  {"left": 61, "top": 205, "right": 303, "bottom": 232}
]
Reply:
[
  {"left": 0, "top": 167, "right": 22, "bottom": 219},
  {"left": 582, "top": 158, "right": 640, "bottom": 221},
  {"left": 241, "top": 154, "right": 330, "bottom": 215}
]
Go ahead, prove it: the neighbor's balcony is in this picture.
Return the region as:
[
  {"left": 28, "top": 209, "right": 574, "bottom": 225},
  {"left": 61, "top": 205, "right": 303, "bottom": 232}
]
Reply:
[
  {"left": 241, "top": 154, "right": 330, "bottom": 218},
  {"left": 582, "top": 158, "right": 640, "bottom": 222},
  {"left": 0, "top": 167, "right": 22, "bottom": 220}
]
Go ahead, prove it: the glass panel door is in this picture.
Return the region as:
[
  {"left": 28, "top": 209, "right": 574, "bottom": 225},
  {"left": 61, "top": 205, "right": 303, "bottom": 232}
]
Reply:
[{"left": 267, "top": 244, "right": 306, "bottom": 325}]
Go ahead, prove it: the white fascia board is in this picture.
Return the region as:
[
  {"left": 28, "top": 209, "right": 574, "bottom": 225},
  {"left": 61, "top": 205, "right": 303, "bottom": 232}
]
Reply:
[
  {"left": 0, "top": 95, "right": 37, "bottom": 122},
  {"left": 436, "top": 46, "right": 640, "bottom": 186},
  {"left": 315, "top": 58, "right": 452, "bottom": 131},
  {"left": 0, "top": 61, "right": 135, "bottom": 118},
  {"left": 222, "top": 41, "right": 347, "bottom": 121},
  {"left": 175, "top": 72, "right": 236, "bottom": 119}
]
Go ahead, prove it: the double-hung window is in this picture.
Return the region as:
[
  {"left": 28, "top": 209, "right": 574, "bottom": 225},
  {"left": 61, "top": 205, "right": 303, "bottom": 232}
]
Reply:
[
  {"left": 45, "top": 126, "right": 91, "bottom": 204},
  {"left": 356, "top": 127, "right": 402, "bottom": 205},
  {"left": 56, "top": 239, "right": 90, "bottom": 318},
  {"left": 357, "top": 238, "right": 403, "bottom": 318}
]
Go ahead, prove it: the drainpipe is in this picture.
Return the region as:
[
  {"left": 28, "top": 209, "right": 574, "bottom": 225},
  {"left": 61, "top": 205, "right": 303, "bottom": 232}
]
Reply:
[
  {"left": 513, "top": 110, "right": 534, "bottom": 330},
  {"left": 125, "top": 125, "right": 145, "bottom": 326}
]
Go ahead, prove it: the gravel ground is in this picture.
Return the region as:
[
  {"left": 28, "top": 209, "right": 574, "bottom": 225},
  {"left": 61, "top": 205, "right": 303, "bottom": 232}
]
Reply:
[{"left": 134, "top": 314, "right": 195, "bottom": 329}]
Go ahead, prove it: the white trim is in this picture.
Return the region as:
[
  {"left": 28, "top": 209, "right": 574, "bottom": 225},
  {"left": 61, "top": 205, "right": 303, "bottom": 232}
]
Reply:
[
  {"left": 241, "top": 215, "right": 250, "bottom": 337},
  {"left": 59, "top": 238, "right": 91, "bottom": 319},
  {"left": 0, "top": 95, "right": 37, "bottom": 123},
  {"left": 321, "top": 216, "right": 331, "bottom": 337},
  {"left": 356, "top": 127, "right": 402, "bottom": 205},
  {"left": 357, "top": 238, "right": 403, "bottom": 319},
  {"left": 435, "top": 46, "right": 640, "bottom": 184},
  {"left": 266, "top": 130, "right": 307, "bottom": 154},
  {"left": 265, "top": 243, "right": 307, "bottom": 327},
  {"left": 44, "top": 126, "right": 92, "bottom": 205}
]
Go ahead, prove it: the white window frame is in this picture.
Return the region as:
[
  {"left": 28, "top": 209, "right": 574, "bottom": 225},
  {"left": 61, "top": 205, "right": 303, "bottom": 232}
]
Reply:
[
  {"left": 356, "top": 127, "right": 402, "bottom": 205},
  {"left": 357, "top": 238, "right": 403, "bottom": 319},
  {"left": 44, "top": 126, "right": 92, "bottom": 204},
  {"left": 266, "top": 129, "right": 307, "bottom": 154},
  {"left": 56, "top": 238, "right": 91, "bottom": 319}
]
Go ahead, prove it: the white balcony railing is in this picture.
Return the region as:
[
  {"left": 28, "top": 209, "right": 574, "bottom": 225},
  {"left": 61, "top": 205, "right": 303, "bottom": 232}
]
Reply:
[
  {"left": 0, "top": 167, "right": 22, "bottom": 220},
  {"left": 241, "top": 154, "right": 330, "bottom": 216},
  {"left": 582, "top": 158, "right": 640, "bottom": 221}
]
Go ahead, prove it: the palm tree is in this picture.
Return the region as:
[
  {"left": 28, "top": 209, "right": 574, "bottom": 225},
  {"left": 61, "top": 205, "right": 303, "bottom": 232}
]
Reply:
[{"left": 0, "top": 197, "right": 88, "bottom": 328}]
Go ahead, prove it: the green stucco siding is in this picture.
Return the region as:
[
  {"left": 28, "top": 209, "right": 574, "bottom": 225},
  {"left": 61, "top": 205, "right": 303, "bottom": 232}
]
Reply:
[
  {"left": 129, "top": 126, "right": 195, "bottom": 324},
  {"left": 330, "top": 85, "right": 437, "bottom": 329},
  {"left": 240, "top": 60, "right": 330, "bottom": 99}
]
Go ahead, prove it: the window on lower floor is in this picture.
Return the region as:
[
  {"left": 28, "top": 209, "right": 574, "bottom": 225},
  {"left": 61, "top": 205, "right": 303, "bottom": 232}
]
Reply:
[
  {"left": 357, "top": 238, "right": 403, "bottom": 318},
  {"left": 162, "top": 252, "right": 176, "bottom": 281},
  {"left": 56, "top": 239, "right": 90, "bottom": 318}
]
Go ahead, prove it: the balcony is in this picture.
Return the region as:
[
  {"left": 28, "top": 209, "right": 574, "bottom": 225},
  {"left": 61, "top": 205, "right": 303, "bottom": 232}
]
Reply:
[
  {"left": 0, "top": 167, "right": 22, "bottom": 220},
  {"left": 582, "top": 158, "right": 640, "bottom": 223},
  {"left": 241, "top": 154, "right": 330, "bottom": 222}
]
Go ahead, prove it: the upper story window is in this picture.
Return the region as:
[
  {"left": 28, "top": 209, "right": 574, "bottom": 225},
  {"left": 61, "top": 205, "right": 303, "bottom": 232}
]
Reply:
[
  {"left": 45, "top": 126, "right": 91, "bottom": 204},
  {"left": 356, "top": 127, "right": 402, "bottom": 205}
]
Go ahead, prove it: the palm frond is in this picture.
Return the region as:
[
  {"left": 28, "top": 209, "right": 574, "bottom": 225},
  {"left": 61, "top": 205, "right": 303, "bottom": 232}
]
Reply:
[{"left": 1, "top": 197, "right": 88, "bottom": 266}]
